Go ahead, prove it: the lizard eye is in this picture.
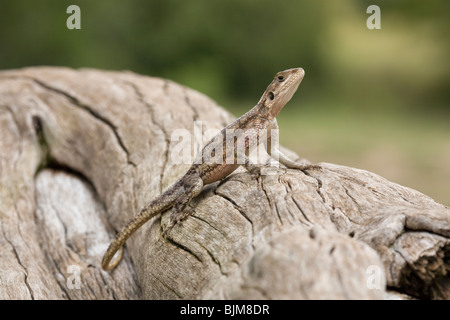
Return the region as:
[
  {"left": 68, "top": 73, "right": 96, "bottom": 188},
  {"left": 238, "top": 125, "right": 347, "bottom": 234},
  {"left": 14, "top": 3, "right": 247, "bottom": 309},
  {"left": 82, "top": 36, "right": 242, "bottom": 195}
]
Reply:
[
  {"left": 268, "top": 92, "right": 275, "bottom": 100},
  {"left": 277, "top": 75, "right": 284, "bottom": 82}
]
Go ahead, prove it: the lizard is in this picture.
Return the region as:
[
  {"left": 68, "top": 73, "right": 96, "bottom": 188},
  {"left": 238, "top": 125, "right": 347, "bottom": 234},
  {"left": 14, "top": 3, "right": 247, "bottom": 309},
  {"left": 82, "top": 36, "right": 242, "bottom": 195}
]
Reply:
[{"left": 101, "top": 67, "right": 319, "bottom": 271}]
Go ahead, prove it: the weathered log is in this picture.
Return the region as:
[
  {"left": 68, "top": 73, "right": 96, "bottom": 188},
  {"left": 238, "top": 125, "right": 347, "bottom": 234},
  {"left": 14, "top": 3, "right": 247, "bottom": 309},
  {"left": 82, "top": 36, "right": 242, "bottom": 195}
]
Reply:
[{"left": 0, "top": 67, "right": 448, "bottom": 299}]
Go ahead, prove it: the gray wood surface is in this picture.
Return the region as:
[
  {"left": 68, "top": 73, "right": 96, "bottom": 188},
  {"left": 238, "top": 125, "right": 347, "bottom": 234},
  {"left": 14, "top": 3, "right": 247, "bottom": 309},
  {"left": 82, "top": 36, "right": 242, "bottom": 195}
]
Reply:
[{"left": 0, "top": 67, "right": 448, "bottom": 299}]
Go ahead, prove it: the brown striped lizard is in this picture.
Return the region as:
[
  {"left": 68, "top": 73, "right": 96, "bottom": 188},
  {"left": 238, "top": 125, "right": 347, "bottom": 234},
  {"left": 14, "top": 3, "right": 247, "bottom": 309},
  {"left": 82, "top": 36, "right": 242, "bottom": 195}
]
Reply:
[{"left": 102, "top": 67, "right": 319, "bottom": 271}]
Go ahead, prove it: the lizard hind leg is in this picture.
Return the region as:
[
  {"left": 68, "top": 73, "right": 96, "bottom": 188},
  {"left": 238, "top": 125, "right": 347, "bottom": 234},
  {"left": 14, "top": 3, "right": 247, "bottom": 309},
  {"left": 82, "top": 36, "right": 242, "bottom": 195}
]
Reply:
[{"left": 162, "top": 175, "right": 203, "bottom": 237}]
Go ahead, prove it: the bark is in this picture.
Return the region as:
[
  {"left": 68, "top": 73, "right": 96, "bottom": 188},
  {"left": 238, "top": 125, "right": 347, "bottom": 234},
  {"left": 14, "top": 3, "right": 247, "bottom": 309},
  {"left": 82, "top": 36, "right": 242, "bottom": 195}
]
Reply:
[{"left": 0, "top": 67, "right": 448, "bottom": 300}]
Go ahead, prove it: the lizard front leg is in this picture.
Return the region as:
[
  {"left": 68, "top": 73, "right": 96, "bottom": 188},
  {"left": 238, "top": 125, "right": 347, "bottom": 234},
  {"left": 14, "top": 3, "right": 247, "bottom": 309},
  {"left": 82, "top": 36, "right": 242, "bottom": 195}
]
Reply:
[
  {"left": 162, "top": 173, "right": 203, "bottom": 237},
  {"left": 267, "top": 119, "right": 320, "bottom": 171}
]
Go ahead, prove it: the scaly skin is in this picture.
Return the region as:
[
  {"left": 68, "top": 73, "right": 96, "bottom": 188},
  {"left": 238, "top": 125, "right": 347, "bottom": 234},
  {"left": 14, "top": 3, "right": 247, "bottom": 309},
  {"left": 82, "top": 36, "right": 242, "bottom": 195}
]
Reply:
[{"left": 102, "top": 67, "right": 318, "bottom": 271}]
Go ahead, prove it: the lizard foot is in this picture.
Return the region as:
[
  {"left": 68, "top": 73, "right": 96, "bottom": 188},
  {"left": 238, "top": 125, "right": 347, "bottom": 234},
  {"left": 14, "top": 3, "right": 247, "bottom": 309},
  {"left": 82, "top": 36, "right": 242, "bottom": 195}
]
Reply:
[
  {"left": 162, "top": 206, "right": 195, "bottom": 238},
  {"left": 298, "top": 164, "right": 322, "bottom": 171},
  {"left": 246, "top": 164, "right": 262, "bottom": 179}
]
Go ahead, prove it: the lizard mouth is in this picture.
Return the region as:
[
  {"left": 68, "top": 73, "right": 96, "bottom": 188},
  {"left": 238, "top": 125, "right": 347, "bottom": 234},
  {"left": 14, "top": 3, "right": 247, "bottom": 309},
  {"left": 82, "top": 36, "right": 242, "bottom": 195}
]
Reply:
[
  {"left": 284, "top": 67, "right": 305, "bottom": 80},
  {"left": 265, "top": 67, "right": 305, "bottom": 117},
  {"left": 279, "top": 68, "right": 304, "bottom": 103}
]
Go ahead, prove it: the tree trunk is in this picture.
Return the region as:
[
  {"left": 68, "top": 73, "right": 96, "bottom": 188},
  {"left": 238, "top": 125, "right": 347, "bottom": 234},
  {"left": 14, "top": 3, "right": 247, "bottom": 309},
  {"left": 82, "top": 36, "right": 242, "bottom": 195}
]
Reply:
[{"left": 0, "top": 67, "right": 449, "bottom": 300}]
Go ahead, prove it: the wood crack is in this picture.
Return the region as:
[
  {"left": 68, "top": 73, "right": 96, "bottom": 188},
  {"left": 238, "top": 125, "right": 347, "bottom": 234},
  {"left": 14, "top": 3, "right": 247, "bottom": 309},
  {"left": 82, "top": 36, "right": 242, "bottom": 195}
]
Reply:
[
  {"left": 0, "top": 222, "right": 35, "bottom": 299},
  {"left": 29, "top": 77, "right": 136, "bottom": 167},
  {"left": 196, "top": 240, "right": 226, "bottom": 276},
  {"left": 214, "top": 188, "right": 254, "bottom": 235},
  {"left": 301, "top": 168, "right": 327, "bottom": 204},
  {"left": 123, "top": 79, "right": 171, "bottom": 192},
  {"left": 151, "top": 273, "right": 183, "bottom": 299},
  {"left": 51, "top": 260, "right": 71, "bottom": 299},
  {"left": 292, "top": 197, "right": 313, "bottom": 226},
  {"left": 190, "top": 214, "right": 227, "bottom": 238},
  {"left": 166, "top": 237, "right": 202, "bottom": 263},
  {"left": 259, "top": 175, "right": 283, "bottom": 225},
  {"left": 183, "top": 87, "right": 200, "bottom": 122}
]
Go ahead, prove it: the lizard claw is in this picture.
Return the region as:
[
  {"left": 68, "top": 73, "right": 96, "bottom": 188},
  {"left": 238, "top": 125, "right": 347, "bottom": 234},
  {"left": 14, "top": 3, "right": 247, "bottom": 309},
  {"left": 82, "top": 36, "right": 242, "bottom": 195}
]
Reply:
[
  {"left": 248, "top": 165, "right": 262, "bottom": 179},
  {"left": 299, "top": 164, "right": 322, "bottom": 171},
  {"left": 162, "top": 206, "right": 195, "bottom": 238},
  {"left": 161, "top": 221, "right": 176, "bottom": 238},
  {"left": 161, "top": 227, "right": 171, "bottom": 238}
]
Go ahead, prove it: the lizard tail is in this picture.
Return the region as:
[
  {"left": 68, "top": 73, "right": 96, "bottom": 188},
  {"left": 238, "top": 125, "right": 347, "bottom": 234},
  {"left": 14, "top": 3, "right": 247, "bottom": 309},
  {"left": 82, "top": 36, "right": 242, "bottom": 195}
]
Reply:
[{"left": 101, "top": 185, "right": 181, "bottom": 271}]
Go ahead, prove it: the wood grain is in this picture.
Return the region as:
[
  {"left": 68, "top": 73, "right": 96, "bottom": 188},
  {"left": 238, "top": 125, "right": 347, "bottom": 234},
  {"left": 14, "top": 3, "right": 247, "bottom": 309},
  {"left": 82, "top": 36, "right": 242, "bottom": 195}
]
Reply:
[{"left": 0, "top": 67, "right": 448, "bottom": 299}]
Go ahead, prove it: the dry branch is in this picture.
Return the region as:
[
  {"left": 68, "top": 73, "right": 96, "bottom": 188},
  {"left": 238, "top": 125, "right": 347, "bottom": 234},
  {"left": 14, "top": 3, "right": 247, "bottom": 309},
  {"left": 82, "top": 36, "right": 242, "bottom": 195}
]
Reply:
[{"left": 0, "top": 67, "right": 449, "bottom": 299}]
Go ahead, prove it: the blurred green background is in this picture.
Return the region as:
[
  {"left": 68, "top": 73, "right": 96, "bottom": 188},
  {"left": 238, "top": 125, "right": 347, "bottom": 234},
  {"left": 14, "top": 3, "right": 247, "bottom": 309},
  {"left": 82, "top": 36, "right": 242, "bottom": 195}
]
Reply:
[{"left": 1, "top": 0, "right": 449, "bottom": 205}]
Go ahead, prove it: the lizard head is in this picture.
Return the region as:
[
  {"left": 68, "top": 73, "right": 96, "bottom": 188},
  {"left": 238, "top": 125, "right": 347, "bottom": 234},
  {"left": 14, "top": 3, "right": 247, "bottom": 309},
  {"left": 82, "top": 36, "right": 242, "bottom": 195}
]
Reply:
[{"left": 258, "top": 67, "right": 305, "bottom": 119}]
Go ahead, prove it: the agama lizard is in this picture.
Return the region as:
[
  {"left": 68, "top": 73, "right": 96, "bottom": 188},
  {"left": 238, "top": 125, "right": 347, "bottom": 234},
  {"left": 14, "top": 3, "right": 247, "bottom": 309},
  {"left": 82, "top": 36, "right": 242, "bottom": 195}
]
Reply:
[{"left": 102, "top": 67, "right": 318, "bottom": 271}]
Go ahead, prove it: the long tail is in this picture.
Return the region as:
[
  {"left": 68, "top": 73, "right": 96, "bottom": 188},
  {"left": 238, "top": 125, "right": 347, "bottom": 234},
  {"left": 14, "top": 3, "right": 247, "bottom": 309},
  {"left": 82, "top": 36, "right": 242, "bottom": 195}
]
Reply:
[{"left": 101, "top": 184, "right": 182, "bottom": 271}]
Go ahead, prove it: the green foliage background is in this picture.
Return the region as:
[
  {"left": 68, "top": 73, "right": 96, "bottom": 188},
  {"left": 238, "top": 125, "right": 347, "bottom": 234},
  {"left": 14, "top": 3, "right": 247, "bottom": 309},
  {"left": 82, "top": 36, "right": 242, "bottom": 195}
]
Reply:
[{"left": 0, "top": 0, "right": 449, "bottom": 204}]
